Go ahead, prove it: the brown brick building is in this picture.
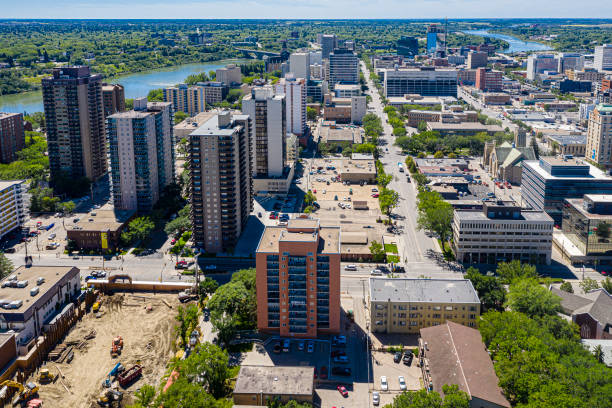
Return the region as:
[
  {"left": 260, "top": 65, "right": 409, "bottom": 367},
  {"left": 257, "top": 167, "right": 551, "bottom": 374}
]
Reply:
[
  {"left": 0, "top": 112, "right": 25, "bottom": 163},
  {"left": 66, "top": 209, "right": 134, "bottom": 251}
]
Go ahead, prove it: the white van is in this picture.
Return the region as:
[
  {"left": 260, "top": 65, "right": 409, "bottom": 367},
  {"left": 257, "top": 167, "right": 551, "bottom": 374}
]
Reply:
[{"left": 344, "top": 264, "right": 357, "bottom": 271}]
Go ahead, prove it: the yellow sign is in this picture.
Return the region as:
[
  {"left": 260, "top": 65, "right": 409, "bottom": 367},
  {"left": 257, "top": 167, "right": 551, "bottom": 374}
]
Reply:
[{"left": 101, "top": 232, "right": 108, "bottom": 249}]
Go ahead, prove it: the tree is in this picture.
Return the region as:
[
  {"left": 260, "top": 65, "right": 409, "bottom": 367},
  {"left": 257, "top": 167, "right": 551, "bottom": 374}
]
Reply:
[
  {"left": 174, "top": 111, "right": 188, "bottom": 124},
  {"left": 505, "top": 279, "right": 561, "bottom": 317},
  {"left": 61, "top": 200, "right": 76, "bottom": 215},
  {"left": 433, "top": 150, "right": 444, "bottom": 158},
  {"left": 175, "top": 304, "right": 200, "bottom": 347},
  {"left": 496, "top": 260, "right": 537, "bottom": 284},
  {"left": 377, "top": 173, "right": 392, "bottom": 188},
  {"left": 417, "top": 198, "right": 453, "bottom": 251},
  {"left": 601, "top": 277, "right": 612, "bottom": 293},
  {"left": 306, "top": 106, "right": 317, "bottom": 121},
  {"left": 579, "top": 277, "right": 600, "bottom": 294},
  {"left": 412, "top": 173, "right": 428, "bottom": 186},
  {"left": 164, "top": 216, "right": 191, "bottom": 237},
  {"left": 596, "top": 221, "right": 611, "bottom": 238},
  {"left": 417, "top": 120, "right": 428, "bottom": 132},
  {"left": 560, "top": 281, "right": 574, "bottom": 293},
  {"left": 379, "top": 188, "right": 399, "bottom": 218},
  {"left": 593, "top": 344, "right": 605, "bottom": 364},
  {"left": 304, "top": 190, "right": 317, "bottom": 206},
  {"left": 441, "top": 384, "right": 470, "bottom": 408},
  {"left": 465, "top": 267, "right": 506, "bottom": 311},
  {"left": 384, "top": 385, "right": 468, "bottom": 408},
  {"left": 199, "top": 277, "right": 219, "bottom": 297},
  {"left": 133, "top": 384, "right": 156, "bottom": 407},
  {"left": 0, "top": 253, "right": 13, "bottom": 280},
  {"left": 369, "top": 240, "right": 386, "bottom": 262},
  {"left": 154, "top": 377, "right": 217, "bottom": 408},
  {"left": 178, "top": 342, "right": 231, "bottom": 399},
  {"left": 147, "top": 88, "right": 163, "bottom": 102},
  {"left": 121, "top": 216, "right": 155, "bottom": 245}
]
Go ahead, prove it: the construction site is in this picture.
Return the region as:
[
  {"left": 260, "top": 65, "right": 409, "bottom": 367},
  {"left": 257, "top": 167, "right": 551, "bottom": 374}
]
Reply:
[{"left": 31, "top": 292, "right": 180, "bottom": 408}]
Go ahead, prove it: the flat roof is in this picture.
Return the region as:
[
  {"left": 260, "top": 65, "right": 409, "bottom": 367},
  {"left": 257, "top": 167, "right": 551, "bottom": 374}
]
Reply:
[
  {"left": 257, "top": 225, "right": 340, "bottom": 254},
  {"left": 0, "top": 112, "right": 21, "bottom": 119},
  {"left": 340, "top": 158, "right": 376, "bottom": 175},
  {"left": 427, "top": 122, "right": 504, "bottom": 132},
  {"left": 67, "top": 209, "right": 135, "bottom": 232},
  {"left": 566, "top": 198, "right": 612, "bottom": 220},
  {"left": 369, "top": 278, "right": 480, "bottom": 304},
  {"left": 420, "top": 322, "right": 511, "bottom": 407},
  {"left": 174, "top": 111, "right": 219, "bottom": 131},
  {"left": 547, "top": 134, "right": 587, "bottom": 145},
  {"left": 287, "top": 218, "right": 319, "bottom": 230},
  {"left": 319, "top": 126, "right": 363, "bottom": 143},
  {"left": 455, "top": 209, "right": 553, "bottom": 222},
  {"left": 523, "top": 159, "right": 611, "bottom": 181},
  {"left": 0, "top": 266, "right": 79, "bottom": 313},
  {"left": 0, "top": 180, "right": 24, "bottom": 192},
  {"left": 234, "top": 366, "right": 314, "bottom": 396}
]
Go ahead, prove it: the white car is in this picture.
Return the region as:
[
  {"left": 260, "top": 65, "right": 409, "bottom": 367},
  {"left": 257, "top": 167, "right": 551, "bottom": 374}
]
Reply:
[
  {"left": 380, "top": 376, "right": 388, "bottom": 391},
  {"left": 372, "top": 391, "right": 380, "bottom": 405},
  {"left": 398, "top": 375, "right": 407, "bottom": 391},
  {"left": 48, "top": 233, "right": 56, "bottom": 239},
  {"left": 371, "top": 269, "right": 383, "bottom": 276}
]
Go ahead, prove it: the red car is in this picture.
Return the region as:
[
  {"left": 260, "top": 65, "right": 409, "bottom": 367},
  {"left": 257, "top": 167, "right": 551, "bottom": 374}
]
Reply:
[
  {"left": 319, "top": 366, "right": 328, "bottom": 379},
  {"left": 171, "top": 238, "right": 177, "bottom": 245},
  {"left": 371, "top": 193, "right": 379, "bottom": 198},
  {"left": 337, "top": 385, "right": 348, "bottom": 397}
]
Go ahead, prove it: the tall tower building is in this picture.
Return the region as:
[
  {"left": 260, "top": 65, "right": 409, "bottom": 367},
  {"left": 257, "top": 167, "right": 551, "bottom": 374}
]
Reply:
[
  {"left": 289, "top": 52, "right": 311, "bottom": 81},
  {"left": 321, "top": 34, "right": 337, "bottom": 59},
  {"left": 102, "top": 83, "right": 126, "bottom": 118},
  {"left": 328, "top": 49, "right": 359, "bottom": 89},
  {"left": 107, "top": 98, "right": 174, "bottom": 212},
  {"left": 586, "top": 104, "right": 612, "bottom": 167},
  {"left": 397, "top": 36, "right": 418, "bottom": 57},
  {"left": 256, "top": 218, "right": 341, "bottom": 337},
  {"left": 467, "top": 51, "right": 488, "bottom": 69},
  {"left": 163, "top": 84, "right": 206, "bottom": 116},
  {"left": 189, "top": 111, "right": 252, "bottom": 253},
  {"left": 427, "top": 24, "right": 442, "bottom": 54},
  {"left": 242, "top": 87, "right": 286, "bottom": 178},
  {"left": 275, "top": 75, "right": 307, "bottom": 137},
  {"left": 0, "top": 112, "right": 25, "bottom": 164},
  {"left": 594, "top": 45, "right": 612, "bottom": 72},
  {"left": 42, "top": 66, "right": 107, "bottom": 185}
]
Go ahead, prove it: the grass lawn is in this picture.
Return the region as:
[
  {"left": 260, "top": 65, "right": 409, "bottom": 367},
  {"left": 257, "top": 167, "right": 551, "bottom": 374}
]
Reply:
[
  {"left": 384, "top": 243, "right": 398, "bottom": 254},
  {"left": 387, "top": 255, "right": 400, "bottom": 263}
]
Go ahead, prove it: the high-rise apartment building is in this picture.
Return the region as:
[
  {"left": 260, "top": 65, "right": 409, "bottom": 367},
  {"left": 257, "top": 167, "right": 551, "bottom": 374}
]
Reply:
[
  {"left": 383, "top": 67, "right": 457, "bottom": 98},
  {"left": 256, "top": 218, "right": 341, "bottom": 337},
  {"left": 426, "top": 24, "right": 442, "bottom": 53},
  {"left": 526, "top": 54, "right": 558, "bottom": 80},
  {"left": 197, "top": 82, "right": 229, "bottom": 105},
  {"left": 189, "top": 111, "right": 252, "bottom": 253},
  {"left": 42, "top": 66, "right": 107, "bottom": 184},
  {"left": 0, "top": 112, "right": 25, "bottom": 163},
  {"left": 397, "top": 36, "right": 418, "bottom": 57},
  {"left": 107, "top": 98, "right": 174, "bottom": 212},
  {"left": 216, "top": 64, "right": 242, "bottom": 86},
  {"left": 467, "top": 51, "right": 488, "bottom": 69},
  {"left": 289, "top": 52, "right": 310, "bottom": 81},
  {"left": 101, "top": 83, "right": 125, "bottom": 118},
  {"left": 557, "top": 53, "right": 584, "bottom": 73},
  {"left": 586, "top": 104, "right": 612, "bottom": 168},
  {"left": 594, "top": 45, "right": 612, "bottom": 72},
  {"left": 163, "top": 84, "right": 206, "bottom": 116},
  {"left": 321, "top": 34, "right": 337, "bottom": 59},
  {"left": 275, "top": 75, "right": 306, "bottom": 137},
  {"left": 242, "top": 87, "right": 286, "bottom": 178},
  {"left": 0, "top": 180, "right": 27, "bottom": 240},
  {"left": 328, "top": 49, "right": 359, "bottom": 89},
  {"left": 475, "top": 68, "right": 502, "bottom": 92}
]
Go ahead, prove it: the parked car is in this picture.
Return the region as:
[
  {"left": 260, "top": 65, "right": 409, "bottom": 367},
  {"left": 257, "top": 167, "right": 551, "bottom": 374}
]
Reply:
[
  {"left": 337, "top": 385, "right": 348, "bottom": 398},
  {"left": 48, "top": 233, "right": 56, "bottom": 239},
  {"left": 298, "top": 340, "right": 305, "bottom": 352},
  {"left": 282, "top": 339, "right": 290, "bottom": 352},
  {"left": 398, "top": 376, "right": 407, "bottom": 391},
  {"left": 273, "top": 342, "right": 281, "bottom": 354},
  {"left": 393, "top": 352, "right": 402, "bottom": 363},
  {"left": 344, "top": 264, "right": 357, "bottom": 271},
  {"left": 331, "top": 350, "right": 346, "bottom": 358},
  {"left": 307, "top": 341, "right": 315, "bottom": 353},
  {"left": 372, "top": 391, "right": 380, "bottom": 405},
  {"left": 403, "top": 353, "right": 413, "bottom": 366},
  {"left": 333, "top": 355, "right": 349, "bottom": 364},
  {"left": 370, "top": 269, "right": 383, "bottom": 276},
  {"left": 331, "top": 366, "right": 351, "bottom": 376},
  {"left": 319, "top": 366, "right": 328, "bottom": 379},
  {"left": 380, "top": 376, "right": 388, "bottom": 391},
  {"left": 175, "top": 261, "right": 188, "bottom": 269}
]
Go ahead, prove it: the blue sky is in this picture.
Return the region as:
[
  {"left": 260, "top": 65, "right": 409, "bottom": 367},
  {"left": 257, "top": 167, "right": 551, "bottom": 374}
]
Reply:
[{"left": 3, "top": 0, "right": 611, "bottom": 19}]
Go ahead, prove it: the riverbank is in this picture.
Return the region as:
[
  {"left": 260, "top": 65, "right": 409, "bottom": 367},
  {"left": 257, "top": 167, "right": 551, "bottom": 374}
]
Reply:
[{"left": 463, "top": 29, "right": 552, "bottom": 53}]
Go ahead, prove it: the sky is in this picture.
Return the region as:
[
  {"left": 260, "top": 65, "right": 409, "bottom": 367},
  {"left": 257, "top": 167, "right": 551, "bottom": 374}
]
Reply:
[{"left": 3, "top": 0, "right": 612, "bottom": 19}]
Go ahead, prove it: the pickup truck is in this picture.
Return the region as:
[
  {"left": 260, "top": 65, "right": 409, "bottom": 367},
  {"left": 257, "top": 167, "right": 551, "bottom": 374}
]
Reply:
[{"left": 118, "top": 364, "right": 142, "bottom": 387}]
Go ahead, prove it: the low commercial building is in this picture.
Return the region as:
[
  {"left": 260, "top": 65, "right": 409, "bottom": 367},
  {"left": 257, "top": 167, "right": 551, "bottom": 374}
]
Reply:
[
  {"left": 339, "top": 157, "right": 376, "bottom": 184},
  {"left": 387, "top": 95, "right": 457, "bottom": 108},
  {"left": 0, "top": 180, "right": 27, "bottom": 241},
  {"left": 426, "top": 122, "right": 504, "bottom": 136},
  {"left": 0, "top": 266, "right": 81, "bottom": 352},
  {"left": 369, "top": 278, "right": 480, "bottom": 334},
  {"left": 481, "top": 93, "right": 512, "bottom": 105},
  {"left": 406, "top": 109, "right": 478, "bottom": 127},
  {"left": 452, "top": 201, "right": 553, "bottom": 265},
  {"left": 318, "top": 123, "right": 363, "bottom": 146},
  {"left": 419, "top": 321, "right": 511, "bottom": 408},
  {"left": 233, "top": 366, "right": 314, "bottom": 405},
  {"left": 66, "top": 208, "right": 135, "bottom": 251},
  {"left": 253, "top": 163, "right": 295, "bottom": 194},
  {"left": 547, "top": 134, "right": 586, "bottom": 157}
]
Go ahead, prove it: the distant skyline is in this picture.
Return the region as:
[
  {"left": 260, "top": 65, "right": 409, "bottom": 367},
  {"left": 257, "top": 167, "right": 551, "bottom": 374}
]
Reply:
[{"left": 3, "top": 1, "right": 612, "bottom": 20}]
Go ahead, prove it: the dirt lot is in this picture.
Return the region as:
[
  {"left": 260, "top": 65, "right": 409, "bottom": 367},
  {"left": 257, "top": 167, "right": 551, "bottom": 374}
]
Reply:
[{"left": 36, "top": 293, "right": 179, "bottom": 408}]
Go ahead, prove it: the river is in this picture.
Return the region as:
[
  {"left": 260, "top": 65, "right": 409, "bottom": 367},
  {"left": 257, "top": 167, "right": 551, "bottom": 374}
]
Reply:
[
  {"left": 463, "top": 30, "right": 552, "bottom": 54},
  {"left": 0, "top": 59, "right": 248, "bottom": 114}
]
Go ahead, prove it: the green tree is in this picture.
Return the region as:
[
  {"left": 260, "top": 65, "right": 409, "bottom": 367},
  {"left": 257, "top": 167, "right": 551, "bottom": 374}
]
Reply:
[
  {"left": 175, "top": 304, "right": 200, "bottom": 347},
  {"left": 433, "top": 150, "right": 444, "bottom": 158},
  {"left": 505, "top": 279, "right": 561, "bottom": 317},
  {"left": 61, "top": 200, "right": 76, "bottom": 215},
  {"left": 579, "top": 277, "right": 600, "bottom": 294},
  {"left": 384, "top": 386, "right": 468, "bottom": 408},
  {"left": 601, "top": 277, "right": 612, "bottom": 293},
  {"left": 154, "top": 377, "right": 217, "bottom": 408},
  {"left": 134, "top": 384, "right": 156, "bottom": 407},
  {"left": 174, "top": 111, "right": 189, "bottom": 124},
  {"left": 164, "top": 216, "right": 191, "bottom": 237},
  {"left": 379, "top": 188, "right": 399, "bottom": 218},
  {"left": 593, "top": 344, "right": 605, "bottom": 364},
  {"left": 369, "top": 240, "right": 386, "bottom": 262},
  {"left": 416, "top": 197, "right": 453, "bottom": 251},
  {"left": 304, "top": 190, "right": 317, "bottom": 206},
  {"left": 417, "top": 120, "right": 428, "bottom": 132},
  {"left": 496, "top": 260, "right": 537, "bottom": 284},
  {"left": 178, "top": 342, "right": 231, "bottom": 399},
  {"left": 560, "top": 281, "right": 574, "bottom": 293},
  {"left": 441, "top": 384, "right": 470, "bottom": 408},
  {"left": 199, "top": 277, "right": 219, "bottom": 297},
  {"left": 121, "top": 216, "right": 155, "bottom": 245},
  {"left": 0, "top": 253, "right": 13, "bottom": 279},
  {"left": 465, "top": 267, "right": 506, "bottom": 311},
  {"left": 306, "top": 106, "right": 317, "bottom": 121},
  {"left": 147, "top": 88, "right": 164, "bottom": 102},
  {"left": 377, "top": 173, "right": 393, "bottom": 188}
]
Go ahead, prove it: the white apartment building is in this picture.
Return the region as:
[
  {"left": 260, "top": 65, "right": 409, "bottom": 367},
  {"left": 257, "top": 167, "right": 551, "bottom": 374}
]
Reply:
[
  {"left": 586, "top": 104, "right": 612, "bottom": 167},
  {"left": 289, "top": 52, "right": 310, "bottom": 81},
  {"left": 526, "top": 54, "right": 558, "bottom": 80},
  {"left": 216, "top": 64, "right": 242, "bottom": 86},
  {"left": 594, "top": 45, "right": 612, "bottom": 72},
  {"left": 0, "top": 180, "right": 27, "bottom": 240},
  {"left": 275, "top": 75, "right": 306, "bottom": 137},
  {"left": 452, "top": 201, "right": 553, "bottom": 265},
  {"left": 557, "top": 53, "right": 585, "bottom": 73},
  {"left": 351, "top": 96, "right": 367, "bottom": 124}
]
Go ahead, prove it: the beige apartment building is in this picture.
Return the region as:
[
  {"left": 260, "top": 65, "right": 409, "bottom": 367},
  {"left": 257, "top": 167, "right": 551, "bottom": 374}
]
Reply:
[
  {"left": 586, "top": 104, "right": 612, "bottom": 168},
  {"left": 369, "top": 278, "right": 481, "bottom": 334}
]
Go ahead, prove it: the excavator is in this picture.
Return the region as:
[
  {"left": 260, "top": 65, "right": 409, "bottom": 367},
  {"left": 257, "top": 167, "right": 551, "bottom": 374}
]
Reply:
[
  {"left": 97, "top": 389, "right": 123, "bottom": 407},
  {"left": 38, "top": 368, "right": 56, "bottom": 384},
  {"left": 110, "top": 336, "right": 123, "bottom": 358},
  {"left": 0, "top": 380, "right": 39, "bottom": 406}
]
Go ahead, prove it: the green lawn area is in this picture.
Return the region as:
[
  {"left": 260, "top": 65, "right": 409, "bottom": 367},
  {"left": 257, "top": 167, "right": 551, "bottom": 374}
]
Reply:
[
  {"left": 387, "top": 255, "right": 400, "bottom": 263},
  {"left": 384, "top": 243, "right": 398, "bottom": 254}
]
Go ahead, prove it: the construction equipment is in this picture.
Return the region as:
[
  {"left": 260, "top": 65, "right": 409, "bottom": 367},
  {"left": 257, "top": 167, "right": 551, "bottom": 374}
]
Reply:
[
  {"left": 97, "top": 389, "right": 123, "bottom": 407},
  {"left": 0, "top": 380, "right": 39, "bottom": 406},
  {"left": 26, "top": 399, "right": 43, "bottom": 408},
  {"left": 92, "top": 302, "right": 100, "bottom": 312},
  {"left": 102, "top": 363, "right": 124, "bottom": 388},
  {"left": 110, "top": 336, "right": 123, "bottom": 358},
  {"left": 38, "top": 368, "right": 55, "bottom": 384},
  {"left": 117, "top": 364, "right": 142, "bottom": 387},
  {"left": 177, "top": 286, "right": 198, "bottom": 303}
]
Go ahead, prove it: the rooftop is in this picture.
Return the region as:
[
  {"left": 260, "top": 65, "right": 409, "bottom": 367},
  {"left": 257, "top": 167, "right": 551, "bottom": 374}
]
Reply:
[
  {"left": 523, "top": 157, "right": 611, "bottom": 181},
  {"left": 0, "top": 112, "right": 21, "bottom": 119},
  {"left": 0, "top": 180, "right": 25, "bottom": 192},
  {"left": 319, "top": 126, "right": 363, "bottom": 144},
  {"left": 547, "top": 134, "right": 587, "bottom": 145},
  {"left": 174, "top": 111, "right": 219, "bottom": 132},
  {"left": 455, "top": 209, "right": 553, "bottom": 222},
  {"left": 287, "top": 218, "right": 319, "bottom": 230},
  {"left": 420, "top": 322, "right": 511, "bottom": 407},
  {"left": 67, "top": 209, "right": 135, "bottom": 232},
  {"left": 257, "top": 225, "right": 340, "bottom": 254},
  {"left": 427, "top": 122, "right": 504, "bottom": 133},
  {"left": 233, "top": 366, "right": 314, "bottom": 396},
  {"left": 369, "top": 278, "right": 480, "bottom": 304}
]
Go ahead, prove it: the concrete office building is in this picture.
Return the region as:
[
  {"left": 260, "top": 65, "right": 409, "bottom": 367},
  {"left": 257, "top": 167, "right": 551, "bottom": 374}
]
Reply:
[
  {"left": 328, "top": 49, "right": 359, "bottom": 89},
  {"left": 397, "top": 36, "right": 418, "bottom": 57},
  {"left": 242, "top": 86, "right": 286, "bottom": 178},
  {"left": 215, "top": 64, "right": 242, "bottom": 86},
  {"left": 101, "top": 83, "right": 125, "bottom": 118},
  {"left": 289, "top": 52, "right": 310, "bottom": 81},
  {"left": 334, "top": 84, "right": 361, "bottom": 98},
  {"left": 522, "top": 156, "right": 612, "bottom": 223},
  {"left": 256, "top": 218, "right": 341, "bottom": 338},
  {"left": 107, "top": 98, "right": 174, "bottom": 212},
  {"left": 0, "top": 112, "right": 25, "bottom": 164},
  {"left": 309, "top": 50, "right": 322, "bottom": 65},
  {"left": 475, "top": 68, "right": 502, "bottom": 92},
  {"left": 320, "top": 34, "right": 337, "bottom": 59},
  {"left": 275, "top": 76, "right": 307, "bottom": 136},
  {"left": 452, "top": 201, "right": 554, "bottom": 265},
  {"left": 163, "top": 84, "right": 206, "bottom": 116},
  {"left": 0, "top": 180, "right": 27, "bottom": 241},
  {"left": 233, "top": 366, "right": 314, "bottom": 406},
  {"left": 586, "top": 104, "right": 612, "bottom": 167},
  {"left": 369, "top": 278, "right": 480, "bottom": 334},
  {"left": 42, "top": 66, "right": 107, "bottom": 184},
  {"left": 562, "top": 194, "right": 612, "bottom": 260},
  {"left": 527, "top": 54, "right": 558, "bottom": 80},
  {"left": 383, "top": 67, "right": 458, "bottom": 98},
  {"left": 557, "top": 53, "right": 585, "bottom": 73},
  {"left": 594, "top": 45, "right": 612, "bottom": 72},
  {"left": 188, "top": 111, "right": 252, "bottom": 253},
  {"left": 467, "top": 51, "right": 488, "bottom": 69}
]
